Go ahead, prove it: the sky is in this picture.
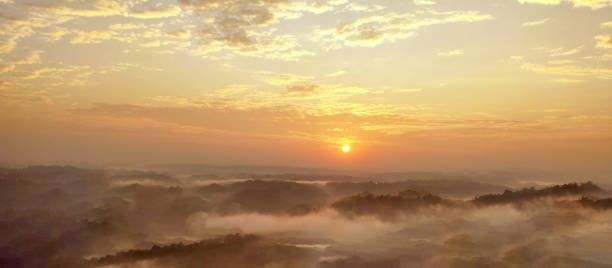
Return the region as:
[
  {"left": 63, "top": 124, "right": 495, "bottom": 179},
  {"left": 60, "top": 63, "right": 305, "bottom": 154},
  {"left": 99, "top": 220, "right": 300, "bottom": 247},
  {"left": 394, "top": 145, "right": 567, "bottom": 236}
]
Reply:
[{"left": 0, "top": 0, "right": 611, "bottom": 172}]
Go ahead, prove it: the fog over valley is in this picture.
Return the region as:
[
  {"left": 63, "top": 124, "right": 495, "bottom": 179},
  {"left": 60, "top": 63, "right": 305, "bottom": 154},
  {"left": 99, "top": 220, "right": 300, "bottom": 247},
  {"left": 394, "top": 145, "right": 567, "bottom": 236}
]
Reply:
[
  {"left": 1, "top": 165, "right": 612, "bottom": 267},
  {"left": 1, "top": 0, "right": 611, "bottom": 266}
]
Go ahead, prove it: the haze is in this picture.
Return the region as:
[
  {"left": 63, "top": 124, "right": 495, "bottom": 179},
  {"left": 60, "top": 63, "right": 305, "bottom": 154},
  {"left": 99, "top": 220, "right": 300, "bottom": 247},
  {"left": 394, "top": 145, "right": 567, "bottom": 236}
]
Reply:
[
  {"left": 0, "top": 0, "right": 610, "bottom": 172},
  {"left": 1, "top": 0, "right": 612, "bottom": 267}
]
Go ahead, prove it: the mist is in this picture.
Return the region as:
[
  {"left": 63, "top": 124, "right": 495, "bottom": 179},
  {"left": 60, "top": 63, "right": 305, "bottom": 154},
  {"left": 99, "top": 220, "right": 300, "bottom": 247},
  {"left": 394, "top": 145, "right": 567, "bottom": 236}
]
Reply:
[
  {"left": 1, "top": 165, "right": 612, "bottom": 267},
  {"left": 1, "top": 0, "right": 611, "bottom": 266}
]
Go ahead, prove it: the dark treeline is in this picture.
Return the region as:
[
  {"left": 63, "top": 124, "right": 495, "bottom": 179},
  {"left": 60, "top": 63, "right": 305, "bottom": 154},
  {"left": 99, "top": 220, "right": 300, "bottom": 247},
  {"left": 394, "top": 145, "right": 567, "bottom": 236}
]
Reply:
[
  {"left": 1, "top": 166, "right": 612, "bottom": 267},
  {"left": 578, "top": 197, "right": 612, "bottom": 210},
  {"left": 92, "top": 234, "right": 321, "bottom": 268},
  {"left": 473, "top": 182, "right": 602, "bottom": 206},
  {"left": 332, "top": 191, "right": 455, "bottom": 220},
  {"left": 93, "top": 234, "right": 259, "bottom": 265}
]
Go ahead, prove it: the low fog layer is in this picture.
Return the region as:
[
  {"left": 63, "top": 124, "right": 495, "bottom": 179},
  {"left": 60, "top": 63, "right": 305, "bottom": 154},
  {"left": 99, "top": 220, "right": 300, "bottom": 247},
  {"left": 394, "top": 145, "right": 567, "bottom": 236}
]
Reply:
[{"left": 1, "top": 166, "right": 612, "bottom": 268}]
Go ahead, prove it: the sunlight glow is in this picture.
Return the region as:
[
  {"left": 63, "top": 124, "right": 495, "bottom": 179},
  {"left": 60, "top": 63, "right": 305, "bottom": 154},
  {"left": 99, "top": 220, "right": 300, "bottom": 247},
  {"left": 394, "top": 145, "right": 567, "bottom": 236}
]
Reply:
[{"left": 342, "top": 144, "right": 350, "bottom": 153}]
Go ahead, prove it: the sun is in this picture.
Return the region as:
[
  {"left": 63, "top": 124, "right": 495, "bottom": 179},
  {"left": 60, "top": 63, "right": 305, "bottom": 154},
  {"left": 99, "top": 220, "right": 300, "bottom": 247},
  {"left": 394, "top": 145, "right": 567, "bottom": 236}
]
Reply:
[{"left": 342, "top": 144, "right": 350, "bottom": 153}]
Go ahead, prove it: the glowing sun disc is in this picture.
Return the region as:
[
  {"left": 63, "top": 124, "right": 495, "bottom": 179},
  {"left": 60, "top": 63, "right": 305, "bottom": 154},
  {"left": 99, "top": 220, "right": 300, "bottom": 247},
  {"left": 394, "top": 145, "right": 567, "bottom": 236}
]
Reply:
[{"left": 342, "top": 144, "right": 350, "bottom": 152}]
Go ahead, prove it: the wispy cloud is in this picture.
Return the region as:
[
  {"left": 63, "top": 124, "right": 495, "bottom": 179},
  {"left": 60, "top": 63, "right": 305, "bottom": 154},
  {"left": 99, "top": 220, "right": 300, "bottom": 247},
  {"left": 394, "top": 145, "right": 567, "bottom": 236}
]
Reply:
[
  {"left": 522, "top": 18, "right": 550, "bottom": 27},
  {"left": 521, "top": 62, "right": 612, "bottom": 79},
  {"left": 312, "top": 10, "right": 492, "bottom": 49},
  {"left": 549, "top": 46, "right": 583, "bottom": 57},
  {"left": 517, "top": 0, "right": 612, "bottom": 9},
  {"left": 326, "top": 71, "right": 346, "bottom": 77},
  {"left": 552, "top": 78, "right": 584, "bottom": 83},
  {"left": 438, "top": 49, "right": 464, "bottom": 56},
  {"left": 414, "top": 0, "right": 437, "bottom": 6},
  {"left": 601, "top": 21, "right": 612, "bottom": 28},
  {"left": 398, "top": 88, "right": 423, "bottom": 92},
  {"left": 595, "top": 35, "right": 612, "bottom": 49}
]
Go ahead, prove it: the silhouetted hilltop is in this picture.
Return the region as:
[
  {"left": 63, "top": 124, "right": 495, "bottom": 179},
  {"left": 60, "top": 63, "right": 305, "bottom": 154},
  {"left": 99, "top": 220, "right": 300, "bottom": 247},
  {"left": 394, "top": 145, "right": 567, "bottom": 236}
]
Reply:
[
  {"left": 92, "top": 234, "right": 319, "bottom": 267},
  {"left": 325, "top": 180, "right": 507, "bottom": 199},
  {"left": 1, "top": 166, "right": 612, "bottom": 267},
  {"left": 332, "top": 191, "right": 453, "bottom": 220},
  {"left": 577, "top": 197, "right": 612, "bottom": 210},
  {"left": 473, "top": 182, "right": 602, "bottom": 206},
  {"left": 199, "top": 180, "right": 328, "bottom": 214},
  {"left": 94, "top": 234, "right": 258, "bottom": 265}
]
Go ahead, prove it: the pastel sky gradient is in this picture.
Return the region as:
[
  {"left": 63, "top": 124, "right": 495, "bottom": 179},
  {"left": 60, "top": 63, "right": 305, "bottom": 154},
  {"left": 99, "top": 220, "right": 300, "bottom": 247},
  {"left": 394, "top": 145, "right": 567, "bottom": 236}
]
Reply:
[{"left": 1, "top": 0, "right": 611, "bottom": 171}]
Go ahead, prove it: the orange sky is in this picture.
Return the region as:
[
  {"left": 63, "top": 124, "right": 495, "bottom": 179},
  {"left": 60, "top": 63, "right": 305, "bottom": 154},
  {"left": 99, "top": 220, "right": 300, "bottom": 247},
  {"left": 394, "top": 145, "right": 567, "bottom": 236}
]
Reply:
[{"left": 0, "top": 0, "right": 611, "bottom": 172}]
